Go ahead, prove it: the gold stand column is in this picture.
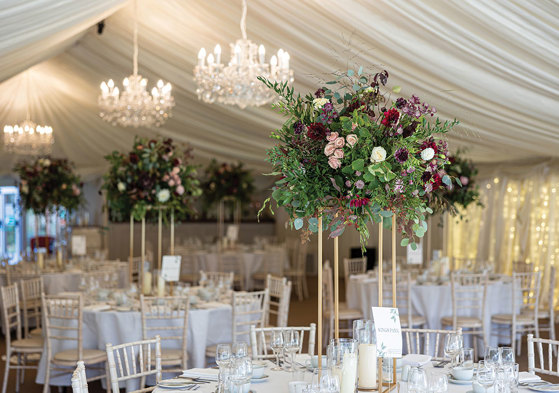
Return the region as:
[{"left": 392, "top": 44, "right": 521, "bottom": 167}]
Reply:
[
  {"left": 317, "top": 216, "right": 323, "bottom": 380},
  {"left": 129, "top": 215, "right": 134, "bottom": 285}
]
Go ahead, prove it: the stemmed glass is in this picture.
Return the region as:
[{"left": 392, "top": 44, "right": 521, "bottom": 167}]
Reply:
[
  {"left": 485, "top": 347, "right": 501, "bottom": 367},
  {"left": 216, "top": 344, "right": 232, "bottom": 386},
  {"left": 231, "top": 357, "right": 253, "bottom": 393},
  {"left": 500, "top": 347, "right": 515, "bottom": 365},
  {"left": 408, "top": 367, "right": 428, "bottom": 393},
  {"left": 283, "top": 329, "right": 300, "bottom": 372},
  {"left": 460, "top": 348, "right": 475, "bottom": 369},
  {"left": 232, "top": 342, "right": 248, "bottom": 358},
  {"left": 475, "top": 360, "right": 496, "bottom": 393},
  {"left": 444, "top": 333, "right": 463, "bottom": 367},
  {"left": 428, "top": 371, "right": 448, "bottom": 393},
  {"left": 270, "top": 330, "right": 284, "bottom": 371}
]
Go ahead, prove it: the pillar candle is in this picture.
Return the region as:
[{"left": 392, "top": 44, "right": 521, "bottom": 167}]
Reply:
[
  {"left": 56, "top": 249, "right": 63, "bottom": 268},
  {"left": 358, "top": 343, "right": 377, "bottom": 389},
  {"left": 143, "top": 271, "right": 152, "bottom": 295},
  {"left": 340, "top": 353, "right": 358, "bottom": 393},
  {"left": 157, "top": 275, "right": 165, "bottom": 297},
  {"left": 37, "top": 253, "right": 44, "bottom": 270}
]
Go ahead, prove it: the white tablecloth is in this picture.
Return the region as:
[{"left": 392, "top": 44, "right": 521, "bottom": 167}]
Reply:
[
  {"left": 346, "top": 275, "right": 520, "bottom": 347},
  {"left": 36, "top": 304, "right": 232, "bottom": 390}
]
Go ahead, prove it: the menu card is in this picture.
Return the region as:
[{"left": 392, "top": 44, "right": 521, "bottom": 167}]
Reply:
[
  {"left": 372, "top": 307, "right": 402, "bottom": 358},
  {"left": 161, "top": 255, "right": 181, "bottom": 282}
]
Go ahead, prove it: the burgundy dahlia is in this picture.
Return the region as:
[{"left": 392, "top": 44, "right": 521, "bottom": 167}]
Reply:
[
  {"left": 129, "top": 153, "right": 139, "bottom": 164},
  {"left": 431, "top": 173, "right": 442, "bottom": 190},
  {"left": 315, "top": 88, "right": 325, "bottom": 98},
  {"left": 395, "top": 97, "right": 407, "bottom": 109},
  {"left": 394, "top": 147, "right": 409, "bottom": 163},
  {"left": 402, "top": 121, "right": 418, "bottom": 138},
  {"left": 307, "top": 123, "right": 329, "bottom": 141},
  {"left": 293, "top": 121, "right": 305, "bottom": 135},
  {"left": 381, "top": 108, "right": 400, "bottom": 127},
  {"left": 420, "top": 139, "right": 438, "bottom": 154},
  {"left": 421, "top": 171, "right": 432, "bottom": 183}
]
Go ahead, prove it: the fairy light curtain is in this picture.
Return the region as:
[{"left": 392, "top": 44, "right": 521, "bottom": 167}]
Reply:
[{"left": 447, "top": 160, "right": 559, "bottom": 303}]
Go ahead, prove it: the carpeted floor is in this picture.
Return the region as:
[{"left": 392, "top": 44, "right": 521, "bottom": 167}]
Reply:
[{"left": 1, "top": 278, "right": 556, "bottom": 392}]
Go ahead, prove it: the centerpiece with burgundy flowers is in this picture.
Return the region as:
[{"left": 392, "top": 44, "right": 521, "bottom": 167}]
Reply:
[
  {"left": 102, "top": 137, "right": 201, "bottom": 221},
  {"left": 259, "top": 68, "right": 459, "bottom": 249}
]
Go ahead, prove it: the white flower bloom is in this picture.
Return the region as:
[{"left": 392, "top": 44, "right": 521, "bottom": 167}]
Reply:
[
  {"left": 117, "top": 182, "right": 126, "bottom": 192},
  {"left": 21, "top": 184, "right": 29, "bottom": 194},
  {"left": 313, "top": 98, "right": 329, "bottom": 110},
  {"left": 421, "top": 147, "right": 435, "bottom": 161},
  {"left": 157, "top": 189, "right": 170, "bottom": 203},
  {"left": 370, "top": 146, "right": 387, "bottom": 163},
  {"left": 43, "top": 159, "right": 51, "bottom": 166},
  {"left": 364, "top": 86, "right": 375, "bottom": 93}
]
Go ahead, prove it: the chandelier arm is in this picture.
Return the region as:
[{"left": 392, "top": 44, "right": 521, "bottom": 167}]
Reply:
[
  {"left": 240, "top": 0, "right": 247, "bottom": 40},
  {"left": 133, "top": 0, "right": 138, "bottom": 76}
]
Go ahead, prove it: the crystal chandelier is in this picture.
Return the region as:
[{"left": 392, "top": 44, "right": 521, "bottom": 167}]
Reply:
[
  {"left": 194, "top": 0, "right": 294, "bottom": 109},
  {"left": 3, "top": 72, "right": 54, "bottom": 155},
  {"left": 98, "top": 0, "right": 174, "bottom": 127}
]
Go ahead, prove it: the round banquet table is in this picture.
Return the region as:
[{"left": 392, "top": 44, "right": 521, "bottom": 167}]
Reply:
[
  {"left": 36, "top": 303, "right": 233, "bottom": 390},
  {"left": 346, "top": 274, "right": 521, "bottom": 347}
]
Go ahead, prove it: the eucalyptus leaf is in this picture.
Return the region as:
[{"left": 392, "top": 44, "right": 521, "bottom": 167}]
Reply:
[
  {"left": 347, "top": 69, "right": 355, "bottom": 76},
  {"left": 294, "top": 218, "right": 304, "bottom": 230},
  {"left": 442, "top": 175, "right": 452, "bottom": 186},
  {"left": 401, "top": 238, "right": 409, "bottom": 247}
]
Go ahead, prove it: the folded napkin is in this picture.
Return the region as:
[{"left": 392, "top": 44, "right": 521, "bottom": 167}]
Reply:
[
  {"left": 181, "top": 368, "right": 219, "bottom": 381},
  {"left": 84, "top": 304, "right": 112, "bottom": 312},
  {"left": 401, "top": 354, "right": 432, "bottom": 367},
  {"left": 519, "top": 372, "right": 541, "bottom": 383}
]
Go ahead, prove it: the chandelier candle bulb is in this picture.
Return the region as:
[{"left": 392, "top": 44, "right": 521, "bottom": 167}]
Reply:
[
  {"left": 198, "top": 48, "right": 206, "bottom": 66},
  {"left": 282, "top": 52, "right": 290, "bottom": 70},
  {"left": 258, "top": 44, "right": 265, "bottom": 63},
  {"left": 207, "top": 53, "right": 215, "bottom": 65},
  {"left": 214, "top": 44, "right": 221, "bottom": 64},
  {"left": 234, "top": 44, "right": 241, "bottom": 64}
]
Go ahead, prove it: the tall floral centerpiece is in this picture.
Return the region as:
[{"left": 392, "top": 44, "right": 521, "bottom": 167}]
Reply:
[
  {"left": 14, "top": 157, "right": 83, "bottom": 259},
  {"left": 201, "top": 159, "right": 255, "bottom": 218},
  {"left": 259, "top": 69, "right": 459, "bottom": 249},
  {"left": 102, "top": 137, "right": 201, "bottom": 222}
]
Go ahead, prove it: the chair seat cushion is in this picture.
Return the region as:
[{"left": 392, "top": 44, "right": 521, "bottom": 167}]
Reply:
[
  {"left": 339, "top": 303, "right": 363, "bottom": 320},
  {"left": 53, "top": 349, "right": 106, "bottom": 364},
  {"left": 441, "top": 316, "right": 483, "bottom": 328},
  {"left": 12, "top": 336, "right": 43, "bottom": 352},
  {"left": 30, "top": 328, "right": 42, "bottom": 337},
  {"left": 158, "top": 349, "right": 184, "bottom": 366},
  {"left": 400, "top": 315, "right": 427, "bottom": 328},
  {"left": 491, "top": 313, "right": 535, "bottom": 325}
]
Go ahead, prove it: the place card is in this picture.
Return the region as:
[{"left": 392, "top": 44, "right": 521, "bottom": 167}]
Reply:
[
  {"left": 371, "top": 307, "right": 402, "bottom": 358},
  {"left": 71, "top": 235, "right": 86, "bottom": 256},
  {"left": 406, "top": 239, "right": 423, "bottom": 265},
  {"left": 161, "top": 255, "right": 181, "bottom": 282},
  {"left": 226, "top": 224, "right": 239, "bottom": 242}
]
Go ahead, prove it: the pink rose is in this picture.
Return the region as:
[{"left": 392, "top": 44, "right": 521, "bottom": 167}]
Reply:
[
  {"left": 460, "top": 176, "right": 469, "bottom": 186},
  {"left": 172, "top": 167, "right": 180, "bottom": 175},
  {"left": 351, "top": 123, "right": 358, "bottom": 131},
  {"left": 324, "top": 143, "right": 336, "bottom": 156},
  {"left": 176, "top": 185, "right": 185, "bottom": 195},
  {"left": 346, "top": 134, "right": 358, "bottom": 147},
  {"left": 326, "top": 132, "right": 339, "bottom": 142},
  {"left": 328, "top": 156, "right": 341, "bottom": 169},
  {"left": 333, "top": 149, "right": 344, "bottom": 159},
  {"left": 175, "top": 178, "right": 181, "bottom": 185},
  {"left": 334, "top": 137, "right": 345, "bottom": 148},
  {"left": 168, "top": 179, "right": 175, "bottom": 187},
  {"left": 163, "top": 174, "right": 170, "bottom": 181}
]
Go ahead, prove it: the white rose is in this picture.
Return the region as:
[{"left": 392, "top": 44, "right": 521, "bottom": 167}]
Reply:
[
  {"left": 117, "top": 182, "right": 126, "bottom": 192},
  {"left": 43, "top": 159, "right": 51, "bottom": 166},
  {"left": 313, "top": 98, "right": 329, "bottom": 110},
  {"left": 421, "top": 148, "right": 435, "bottom": 161},
  {"left": 370, "top": 146, "right": 387, "bottom": 163},
  {"left": 157, "top": 189, "right": 170, "bottom": 203},
  {"left": 364, "top": 86, "right": 374, "bottom": 93}
]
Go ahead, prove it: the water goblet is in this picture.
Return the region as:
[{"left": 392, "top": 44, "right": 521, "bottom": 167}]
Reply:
[
  {"left": 460, "top": 348, "right": 475, "bottom": 369},
  {"left": 408, "top": 367, "right": 428, "bottom": 393},
  {"left": 283, "top": 329, "right": 301, "bottom": 372},
  {"left": 428, "top": 371, "right": 448, "bottom": 393},
  {"left": 444, "top": 333, "right": 463, "bottom": 367},
  {"left": 232, "top": 342, "right": 248, "bottom": 358},
  {"left": 499, "top": 347, "right": 515, "bottom": 365},
  {"left": 231, "top": 357, "right": 253, "bottom": 393},
  {"left": 216, "top": 343, "right": 232, "bottom": 381},
  {"left": 475, "top": 360, "right": 496, "bottom": 393},
  {"left": 270, "top": 330, "right": 284, "bottom": 371},
  {"left": 485, "top": 346, "right": 501, "bottom": 367}
]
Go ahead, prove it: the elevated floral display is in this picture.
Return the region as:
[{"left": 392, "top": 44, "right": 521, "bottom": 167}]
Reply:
[
  {"left": 259, "top": 68, "right": 459, "bottom": 248},
  {"left": 201, "top": 159, "right": 255, "bottom": 216},
  {"left": 102, "top": 137, "right": 202, "bottom": 221},
  {"left": 15, "top": 156, "right": 83, "bottom": 214},
  {"left": 430, "top": 150, "right": 481, "bottom": 217}
]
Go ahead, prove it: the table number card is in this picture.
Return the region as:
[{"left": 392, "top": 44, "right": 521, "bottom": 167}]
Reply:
[
  {"left": 71, "top": 235, "right": 86, "bottom": 256},
  {"left": 226, "top": 225, "right": 239, "bottom": 242},
  {"left": 372, "top": 307, "right": 403, "bottom": 358},
  {"left": 406, "top": 239, "right": 423, "bottom": 265},
  {"left": 161, "top": 255, "right": 181, "bottom": 282}
]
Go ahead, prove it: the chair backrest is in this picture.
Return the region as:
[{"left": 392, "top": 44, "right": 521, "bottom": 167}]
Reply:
[
  {"left": 19, "top": 277, "right": 44, "bottom": 337},
  {"left": 381, "top": 272, "right": 413, "bottom": 326},
  {"left": 199, "top": 271, "right": 234, "bottom": 288},
  {"left": 1, "top": 284, "right": 23, "bottom": 348},
  {"left": 140, "top": 296, "right": 189, "bottom": 369},
  {"left": 450, "top": 272, "right": 488, "bottom": 327},
  {"left": 250, "top": 324, "right": 316, "bottom": 360},
  {"left": 6, "top": 262, "right": 39, "bottom": 285},
  {"left": 265, "top": 274, "right": 291, "bottom": 327},
  {"left": 130, "top": 256, "right": 142, "bottom": 283},
  {"left": 343, "top": 257, "right": 366, "bottom": 283},
  {"left": 218, "top": 253, "right": 244, "bottom": 276},
  {"left": 528, "top": 334, "right": 559, "bottom": 377},
  {"left": 513, "top": 261, "right": 534, "bottom": 274},
  {"left": 513, "top": 271, "right": 541, "bottom": 317},
  {"left": 106, "top": 336, "right": 162, "bottom": 393},
  {"left": 232, "top": 290, "right": 269, "bottom": 343},
  {"left": 42, "top": 293, "right": 83, "bottom": 360},
  {"left": 402, "top": 328, "right": 463, "bottom": 361},
  {"left": 71, "top": 361, "right": 88, "bottom": 393}
]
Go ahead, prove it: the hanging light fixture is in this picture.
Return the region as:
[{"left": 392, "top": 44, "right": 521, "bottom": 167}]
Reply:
[
  {"left": 194, "top": 0, "right": 294, "bottom": 109},
  {"left": 98, "top": 0, "right": 174, "bottom": 127},
  {"left": 3, "top": 71, "right": 54, "bottom": 155}
]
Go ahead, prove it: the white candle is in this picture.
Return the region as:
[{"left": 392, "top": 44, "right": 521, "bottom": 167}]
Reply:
[
  {"left": 340, "top": 353, "right": 358, "bottom": 393},
  {"left": 37, "top": 253, "right": 44, "bottom": 270},
  {"left": 143, "top": 271, "right": 152, "bottom": 295},
  {"left": 358, "top": 343, "right": 377, "bottom": 389},
  {"left": 258, "top": 44, "right": 265, "bottom": 64},
  {"left": 56, "top": 249, "right": 63, "bottom": 268},
  {"left": 198, "top": 48, "right": 206, "bottom": 66},
  {"left": 234, "top": 44, "right": 241, "bottom": 64},
  {"left": 214, "top": 44, "right": 221, "bottom": 65},
  {"left": 157, "top": 275, "right": 165, "bottom": 297},
  {"left": 282, "top": 52, "right": 290, "bottom": 70}
]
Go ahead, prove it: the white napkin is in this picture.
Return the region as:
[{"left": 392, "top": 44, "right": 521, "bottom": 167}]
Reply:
[
  {"left": 401, "top": 354, "right": 432, "bottom": 367},
  {"left": 197, "top": 301, "right": 227, "bottom": 309},
  {"left": 181, "top": 368, "right": 219, "bottom": 381},
  {"left": 519, "top": 372, "right": 541, "bottom": 383},
  {"left": 84, "top": 304, "right": 112, "bottom": 312}
]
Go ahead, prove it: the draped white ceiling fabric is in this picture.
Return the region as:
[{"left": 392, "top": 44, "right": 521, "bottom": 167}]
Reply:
[{"left": 0, "top": 0, "right": 558, "bottom": 176}]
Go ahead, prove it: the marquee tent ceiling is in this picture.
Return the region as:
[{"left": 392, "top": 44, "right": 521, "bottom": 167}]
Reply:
[{"left": 0, "top": 0, "right": 558, "bottom": 176}]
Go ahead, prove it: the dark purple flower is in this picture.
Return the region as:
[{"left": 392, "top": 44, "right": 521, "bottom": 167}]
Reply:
[
  {"left": 307, "top": 123, "right": 329, "bottom": 141},
  {"left": 421, "top": 171, "right": 432, "bottom": 183},
  {"left": 394, "top": 147, "right": 409, "bottom": 163},
  {"left": 395, "top": 97, "right": 407, "bottom": 109},
  {"left": 293, "top": 121, "right": 305, "bottom": 135},
  {"left": 315, "top": 88, "right": 325, "bottom": 98},
  {"left": 323, "top": 102, "right": 334, "bottom": 112},
  {"left": 402, "top": 121, "right": 418, "bottom": 138}
]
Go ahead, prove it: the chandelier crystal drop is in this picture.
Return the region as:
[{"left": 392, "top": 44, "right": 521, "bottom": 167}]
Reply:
[
  {"left": 98, "top": 0, "right": 174, "bottom": 127},
  {"left": 3, "top": 120, "right": 53, "bottom": 155},
  {"left": 194, "top": 0, "right": 294, "bottom": 109}
]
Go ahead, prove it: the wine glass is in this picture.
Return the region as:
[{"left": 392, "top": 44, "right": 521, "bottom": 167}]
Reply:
[
  {"left": 475, "top": 360, "right": 496, "bottom": 393},
  {"left": 428, "top": 371, "right": 448, "bottom": 393},
  {"left": 283, "top": 329, "right": 300, "bottom": 371},
  {"left": 231, "top": 357, "right": 253, "bottom": 393},
  {"left": 232, "top": 342, "right": 248, "bottom": 358},
  {"left": 500, "top": 347, "right": 515, "bottom": 365},
  {"left": 216, "top": 344, "right": 232, "bottom": 388},
  {"left": 270, "top": 330, "right": 284, "bottom": 371},
  {"left": 485, "top": 346, "right": 501, "bottom": 367},
  {"left": 408, "top": 367, "right": 428, "bottom": 393},
  {"left": 444, "top": 333, "right": 463, "bottom": 367},
  {"left": 460, "top": 348, "right": 474, "bottom": 369}
]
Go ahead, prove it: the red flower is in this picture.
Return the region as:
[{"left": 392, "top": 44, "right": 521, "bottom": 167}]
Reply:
[
  {"left": 420, "top": 139, "right": 438, "bottom": 154},
  {"left": 431, "top": 173, "right": 442, "bottom": 190},
  {"left": 307, "top": 123, "right": 329, "bottom": 141},
  {"left": 381, "top": 108, "right": 400, "bottom": 127},
  {"left": 350, "top": 197, "right": 370, "bottom": 208}
]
